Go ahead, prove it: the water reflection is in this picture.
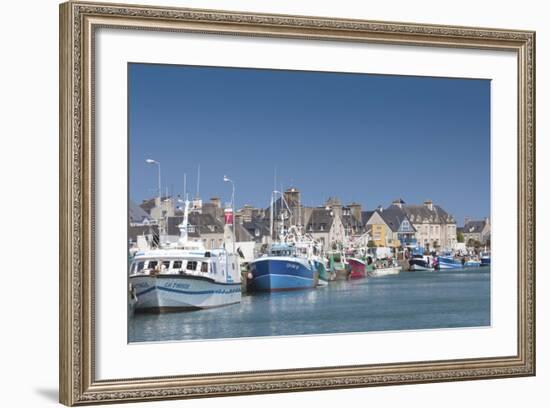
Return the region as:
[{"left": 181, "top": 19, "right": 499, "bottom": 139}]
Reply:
[{"left": 129, "top": 268, "right": 490, "bottom": 342}]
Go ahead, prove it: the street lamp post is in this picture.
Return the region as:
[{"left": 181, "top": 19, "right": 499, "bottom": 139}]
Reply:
[{"left": 223, "top": 175, "right": 236, "bottom": 253}]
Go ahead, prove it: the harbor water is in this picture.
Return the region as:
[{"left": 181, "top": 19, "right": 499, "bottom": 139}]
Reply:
[{"left": 128, "top": 267, "right": 490, "bottom": 343}]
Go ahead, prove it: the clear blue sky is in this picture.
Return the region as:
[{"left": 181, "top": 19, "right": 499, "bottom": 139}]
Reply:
[{"left": 129, "top": 63, "right": 490, "bottom": 226}]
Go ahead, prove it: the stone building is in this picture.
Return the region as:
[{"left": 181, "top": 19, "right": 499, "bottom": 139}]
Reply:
[
  {"left": 462, "top": 217, "right": 491, "bottom": 245},
  {"left": 391, "top": 199, "right": 457, "bottom": 251},
  {"left": 303, "top": 200, "right": 346, "bottom": 251},
  {"left": 166, "top": 213, "right": 224, "bottom": 250}
]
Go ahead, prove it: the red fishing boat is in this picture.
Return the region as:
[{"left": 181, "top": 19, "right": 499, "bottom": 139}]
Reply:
[{"left": 347, "top": 258, "right": 366, "bottom": 279}]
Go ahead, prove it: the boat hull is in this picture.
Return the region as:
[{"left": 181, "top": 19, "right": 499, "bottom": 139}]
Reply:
[
  {"left": 481, "top": 257, "right": 491, "bottom": 267},
  {"left": 409, "top": 263, "right": 434, "bottom": 271},
  {"left": 333, "top": 268, "right": 349, "bottom": 280},
  {"left": 409, "top": 257, "right": 435, "bottom": 271},
  {"left": 371, "top": 266, "right": 402, "bottom": 277},
  {"left": 437, "top": 257, "right": 465, "bottom": 269},
  {"left": 348, "top": 258, "right": 366, "bottom": 279},
  {"left": 130, "top": 274, "right": 241, "bottom": 313},
  {"left": 314, "top": 259, "right": 333, "bottom": 282},
  {"left": 248, "top": 257, "right": 317, "bottom": 292}
]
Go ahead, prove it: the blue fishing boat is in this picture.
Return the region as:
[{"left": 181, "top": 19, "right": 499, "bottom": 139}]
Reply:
[
  {"left": 437, "top": 254, "right": 481, "bottom": 269},
  {"left": 436, "top": 256, "right": 463, "bottom": 269},
  {"left": 248, "top": 243, "right": 318, "bottom": 292},
  {"left": 480, "top": 253, "right": 491, "bottom": 267}
]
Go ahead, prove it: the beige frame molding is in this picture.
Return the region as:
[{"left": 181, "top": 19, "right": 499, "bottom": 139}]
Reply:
[{"left": 59, "top": 1, "right": 536, "bottom": 405}]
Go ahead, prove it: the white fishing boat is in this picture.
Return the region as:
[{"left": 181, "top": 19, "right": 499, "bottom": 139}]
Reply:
[
  {"left": 408, "top": 254, "right": 436, "bottom": 271},
  {"left": 371, "top": 265, "right": 402, "bottom": 277},
  {"left": 369, "top": 257, "right": 402, "bottom": 277},
  {"left": 129, "top": 199, "right": 241, "bottom": 313}
]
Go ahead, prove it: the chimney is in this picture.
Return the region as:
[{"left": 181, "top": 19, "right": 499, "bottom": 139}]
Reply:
[
  {"left": 326, "top": 197, "right": 342, "bottom": 218},
  {"left": 241, "top": 204, "right": 253, "bottom": 223},
  {"left": 392, "top": 198, "right": 404, "bottom": 209},
  {"left": 485, "top": 217, "right": 490, "bottom": 225},
  {"left": 424, "top": 200, "right": 434, "bottom": 211},
  {"left": 283, "top": 187, "right": 301, "bottom": 209},
  {"left": 210, "top": 197, "right": 221, "bottom": 208},
  {"left": 377, "top": 205, "right": 383, "bottom": 212},
  {"left": 348, "top": 202, "right": 362, "bottom": 221},
  {"left": 464, "top": 217, "right": 471, "bottom": 226}
]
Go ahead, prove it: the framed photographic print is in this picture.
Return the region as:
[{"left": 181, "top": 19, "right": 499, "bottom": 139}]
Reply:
[{"left": 59, "top": 1, "right": 536, "bottom": 405}]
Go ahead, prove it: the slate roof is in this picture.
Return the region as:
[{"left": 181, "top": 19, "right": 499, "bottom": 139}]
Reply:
[
  {"left": 243, "top": 218, "right": 271, "bottom": 242},
  {"left": 361, "top": 211, "right": 374, "bottom": 226},
  {"left": 129, "top": 200, "right": 152, "bottom": 224},
  {"left": 463, "top": 220, "right": 486, "bottom": 234},
  {"left": 305, "top": 208, "right": 335, "bottom": 232},
  {"left": 234, "top": 223, "right": 254, "bottom": 242},
  {"left": 379, "top": 206, "right": 415, "bottom": 232},
  {"left": 341, "top": 213, "right": 363, "bottom": 230},
  {"left": 401, "top": 204, "right": 455, "bottom": 224},
  {"left": 166, "top": 213, "right": 224, "bottom": 237}
]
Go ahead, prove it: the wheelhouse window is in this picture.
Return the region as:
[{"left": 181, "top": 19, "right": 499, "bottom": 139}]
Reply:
[
  {"left": 201, "top": 262, "right": 209, "bottom": 273},
  {"left": 173, "top": 260, "right": 182, "bottom": 269},
  {"left": 162, "top": 261, "right": 170, "bottom": 270},
  {"left": 147, "top": 260, "right": 158, "bottom": 270},
  {"left": 136, "top": 261, "right": 144, "bottom": 272},
  {"left": 187, "top": 261, "right": 197, "bottom": 271}
]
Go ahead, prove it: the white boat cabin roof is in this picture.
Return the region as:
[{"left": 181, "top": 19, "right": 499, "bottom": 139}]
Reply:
[{"left": 133, "top": 248, "right": 223, "bottom": 261}]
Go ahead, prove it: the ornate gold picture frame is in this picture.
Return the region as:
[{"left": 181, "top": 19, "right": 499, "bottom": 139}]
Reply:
[{"left": 59, "top": 1, "right": 535, "bottom": 405}]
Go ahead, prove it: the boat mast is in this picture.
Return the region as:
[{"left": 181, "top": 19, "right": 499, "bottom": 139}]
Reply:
[
  {"left": 269, "top": 191, "right": 274, "bottom": 242},
  {"left": 177, "top": 198, "right": 190, "bottom": 246},
  {"left": 196, "top": 164, "right": 200, "bottom": 199},
  {"left": 178, "top": 175, "right": 190, "bottom": 246}
]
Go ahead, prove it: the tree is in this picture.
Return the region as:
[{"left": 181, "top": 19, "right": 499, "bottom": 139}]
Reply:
[
  {"left": 467, "top": 238, "right": 481, "bottom": 249},
  {"left": 457, "top": 230, "right": 464, "bottom": 243}
]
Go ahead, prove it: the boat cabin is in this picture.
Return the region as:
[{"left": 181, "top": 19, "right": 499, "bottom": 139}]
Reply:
[
  {"left": 130, "top": 256, "right": 213, "bottom": 276},
  {"left": 268, "top": 244, "right": 296, "bottom": 257}
]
